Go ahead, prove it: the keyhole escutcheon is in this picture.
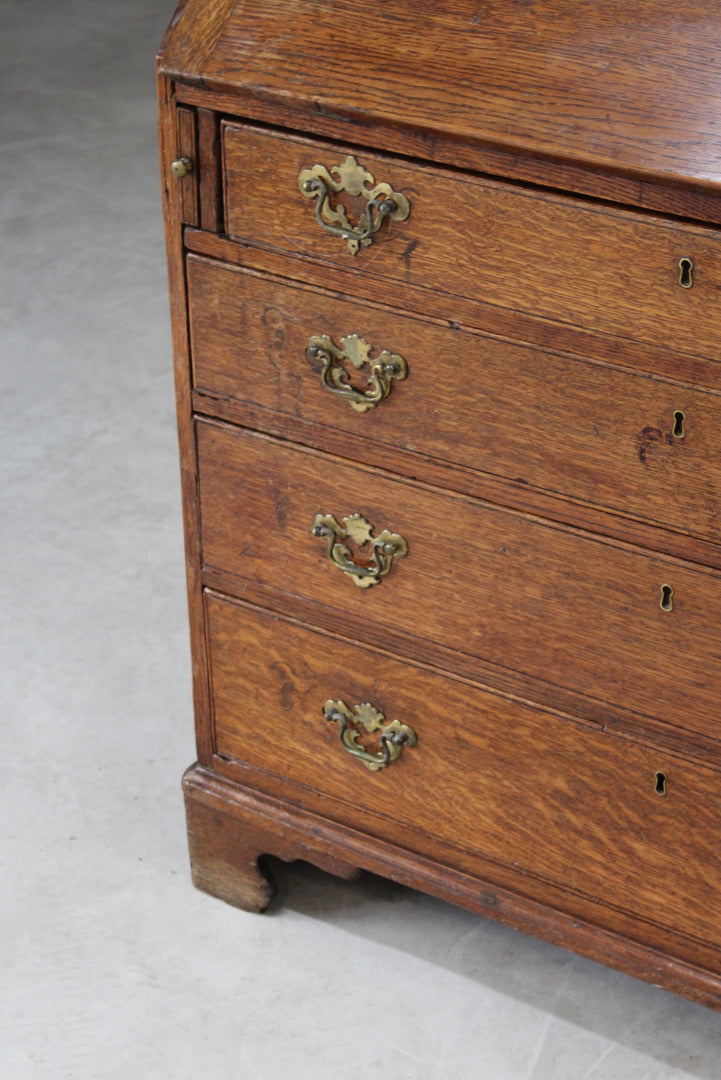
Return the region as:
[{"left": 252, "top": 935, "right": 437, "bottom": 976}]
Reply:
[
  {"left": 660, "top": 584, "right": 674, "bottom": 612},
  {"left": 678, "top": 257, "right": 694, "bottom": 288},
  {"left": 655, "top": 771, "right": 668, "bottom": 796},
  {"left": 672, "top": 410, "right": 685, "bottom": 439}
]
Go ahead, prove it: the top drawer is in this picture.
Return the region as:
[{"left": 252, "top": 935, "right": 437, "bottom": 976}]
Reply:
[{"left": 222, "top": 123, "right": 721, "bottom": 359}]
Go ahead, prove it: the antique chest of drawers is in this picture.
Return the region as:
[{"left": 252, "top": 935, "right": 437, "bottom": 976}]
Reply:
[{"left": 158, "top": 0, "right": 721, "bottom": 1007}]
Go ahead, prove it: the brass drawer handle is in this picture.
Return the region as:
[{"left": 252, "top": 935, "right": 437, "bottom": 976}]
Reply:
[
  {"left": 312, "top": 512, "right": 407, "bottom": 587},
  {"left": 307, "top": 333, "right": 407, "bottom": 412},
  {"left": 323, "top": 699, "right": 417, "bottom": 771},
  {"left": 299, "top": 155, "right": 410, "bottom": 255}
]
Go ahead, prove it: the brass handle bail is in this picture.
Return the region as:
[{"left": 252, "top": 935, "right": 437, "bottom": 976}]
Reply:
[
  {"left": 323, "top": 699, "right": 417, "bottom": 771},
  {"left": 312, "top": 512, "right": 407, "bottom": 587},
  {"left": 307, "top": 333, "right": 407, "bottom": 412},
  {"left": 299, "top": 155, "right": 410, "bottom": 255}
]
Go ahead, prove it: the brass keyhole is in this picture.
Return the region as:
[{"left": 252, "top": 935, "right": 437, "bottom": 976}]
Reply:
[
  {"left": 672, "top": 410, "right": 685, "bottom": 439},
  {"left": 660, "top": 584, "right": 674, "bottom": 612},
  {"left": 655, "top": 771, "right": 667, "bottom": 796},
  {"left": 678, "top": 257, "right": 693, "bottom": 288}
]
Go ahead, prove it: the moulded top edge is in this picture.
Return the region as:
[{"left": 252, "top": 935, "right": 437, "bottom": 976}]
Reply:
[{"left": 157, "top": 0, "right": 721, "bottom": 195}]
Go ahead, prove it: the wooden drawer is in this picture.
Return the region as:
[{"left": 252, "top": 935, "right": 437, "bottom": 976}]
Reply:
[
  {"left": 197, "top": 420, "right": 721, "bottom": 743},
  {"left": 189, "top": 254, "right": 721, "bottom": 543},
  {"left": 222, "top": 123, "right": 721, "bottom": 358},
  {"left": 207, "top": 592, "right": 721, "bottom": 951}
]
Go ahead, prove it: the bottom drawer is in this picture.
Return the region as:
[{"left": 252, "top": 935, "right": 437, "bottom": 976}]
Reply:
[{"left": 206, "top": 591, "right": 721, "bottom": 951}]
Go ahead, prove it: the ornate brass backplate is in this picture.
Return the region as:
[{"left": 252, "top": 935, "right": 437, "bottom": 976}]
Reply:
[
  {"left": 312, "top": 512, "right": 407, "bottom": 587},
  {"left": 306, "top": 333, "right": 408, "bottom": 412},
  {"left": 298, "top": 155, "right": 410, "bottom": 254},
  {"left": 323, "top": 699, "right": 417, "bottom": 771}
]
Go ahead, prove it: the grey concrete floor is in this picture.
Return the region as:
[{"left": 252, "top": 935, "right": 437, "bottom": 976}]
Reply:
[{"left": 3, "top": 2, "right": 721, "bottom": 1077}]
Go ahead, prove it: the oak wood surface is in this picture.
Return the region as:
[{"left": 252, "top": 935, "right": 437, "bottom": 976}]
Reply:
[
  {"left": 183, "top": 764, "right": 721, "bottom": 1009},
  {"left": 184, "top": 228, "right": 721, "bottom": 394},
  {"left": 159, "top": 0, "right": 721, "bottom": 196},
  {"left": 160, "top": 0, "right": 721, "bottom": 1008},
  {"left": 156, "top": 0, "right": 235, "bottom": 82},
  {"left": 185, "top": 768, "right": 360, "bottom": 912},
  {"left": 175, "top": 106, "right": 198, "bottom": 226},
  {"left": 206, "top": 592, "right": 721, "bottom": 950},
  {"left": 188, "top": 253, "right": 721, "bottom": 545},
  {"left": 222, "top": 124, "right": 721, "bottom": 361},
  {"left": 197, "top": 108, "right": 222, "bottom": 234},
  {"left": 196, "top": 420, "right": 721, "bottom": 744},
  {"left": 174, "top": 81, "right": 721, "bottom": 225},
  {"left": 208, "top": 742, "right": 721, "bottom": 974},
  {"left": 201, "top": 567, "right": 721, "bottom": 769},
  {"left": 157, "top": 73, "right": 215, "bottom": 763},
  {"left": 195, "top": 386, "right": 721, "bottom": 576}
]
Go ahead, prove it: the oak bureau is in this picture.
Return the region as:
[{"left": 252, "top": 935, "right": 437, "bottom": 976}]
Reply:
[{"left": 157, "top": 0, "right": 721, "bottom": 1007}]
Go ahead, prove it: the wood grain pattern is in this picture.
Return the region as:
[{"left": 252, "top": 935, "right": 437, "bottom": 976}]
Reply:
[
  {"left": 185, "top": 766, "right": 360, "bottom": 911},
  {"left": 201, "top": 568, "right": 721, "bottom": 770},
  {"left": 160, "top": 0, "right": 721, "bottom": 1007},
  {"left": 157, "top": 73, "right": 215, "bottom": 763},
  {"left": 156, "top": 0, "right": 235, "bottom": 83},
  {"left": 184, "top": 764, "right": 721, "bottom": 1008},
  {"left": 196, "top": 420, "right": 721, "bottom": 744},
  {"left": 188, "top": 254, "right": 721, "bottom": 544},
  {"left": 197, "top": 108, "right": 222, "bottom": 234},
  {"left": 185, "top": 228, "right": 721, "bottom": 394},
  {"left": 175, "top": 106, "right": 198, "bottom": 226},
  {"left": 162, "top": 0, "right": 721, "bottom": 194},
  {"left": 222, "top": 124, "right": 721, "bottom": 360},
  {"left": 205, "top": 593, "right": 721, "bottom": 950},
  {"left": 174, "top": 80, "right": 721, "bottom": 225}
]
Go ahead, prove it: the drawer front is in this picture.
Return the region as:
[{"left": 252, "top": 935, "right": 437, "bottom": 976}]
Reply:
[
  {"left": 189, "top": 254, "right": 721, "bottom": 543},
  {"left": 222, "top": 123, "right": 721, "bottom": 358},
  {"left": 207, "top": 592, "right": 721, "bottom": 949},
  {"left": 197, "top": 421, "right": 721, "bottom": 742}
]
